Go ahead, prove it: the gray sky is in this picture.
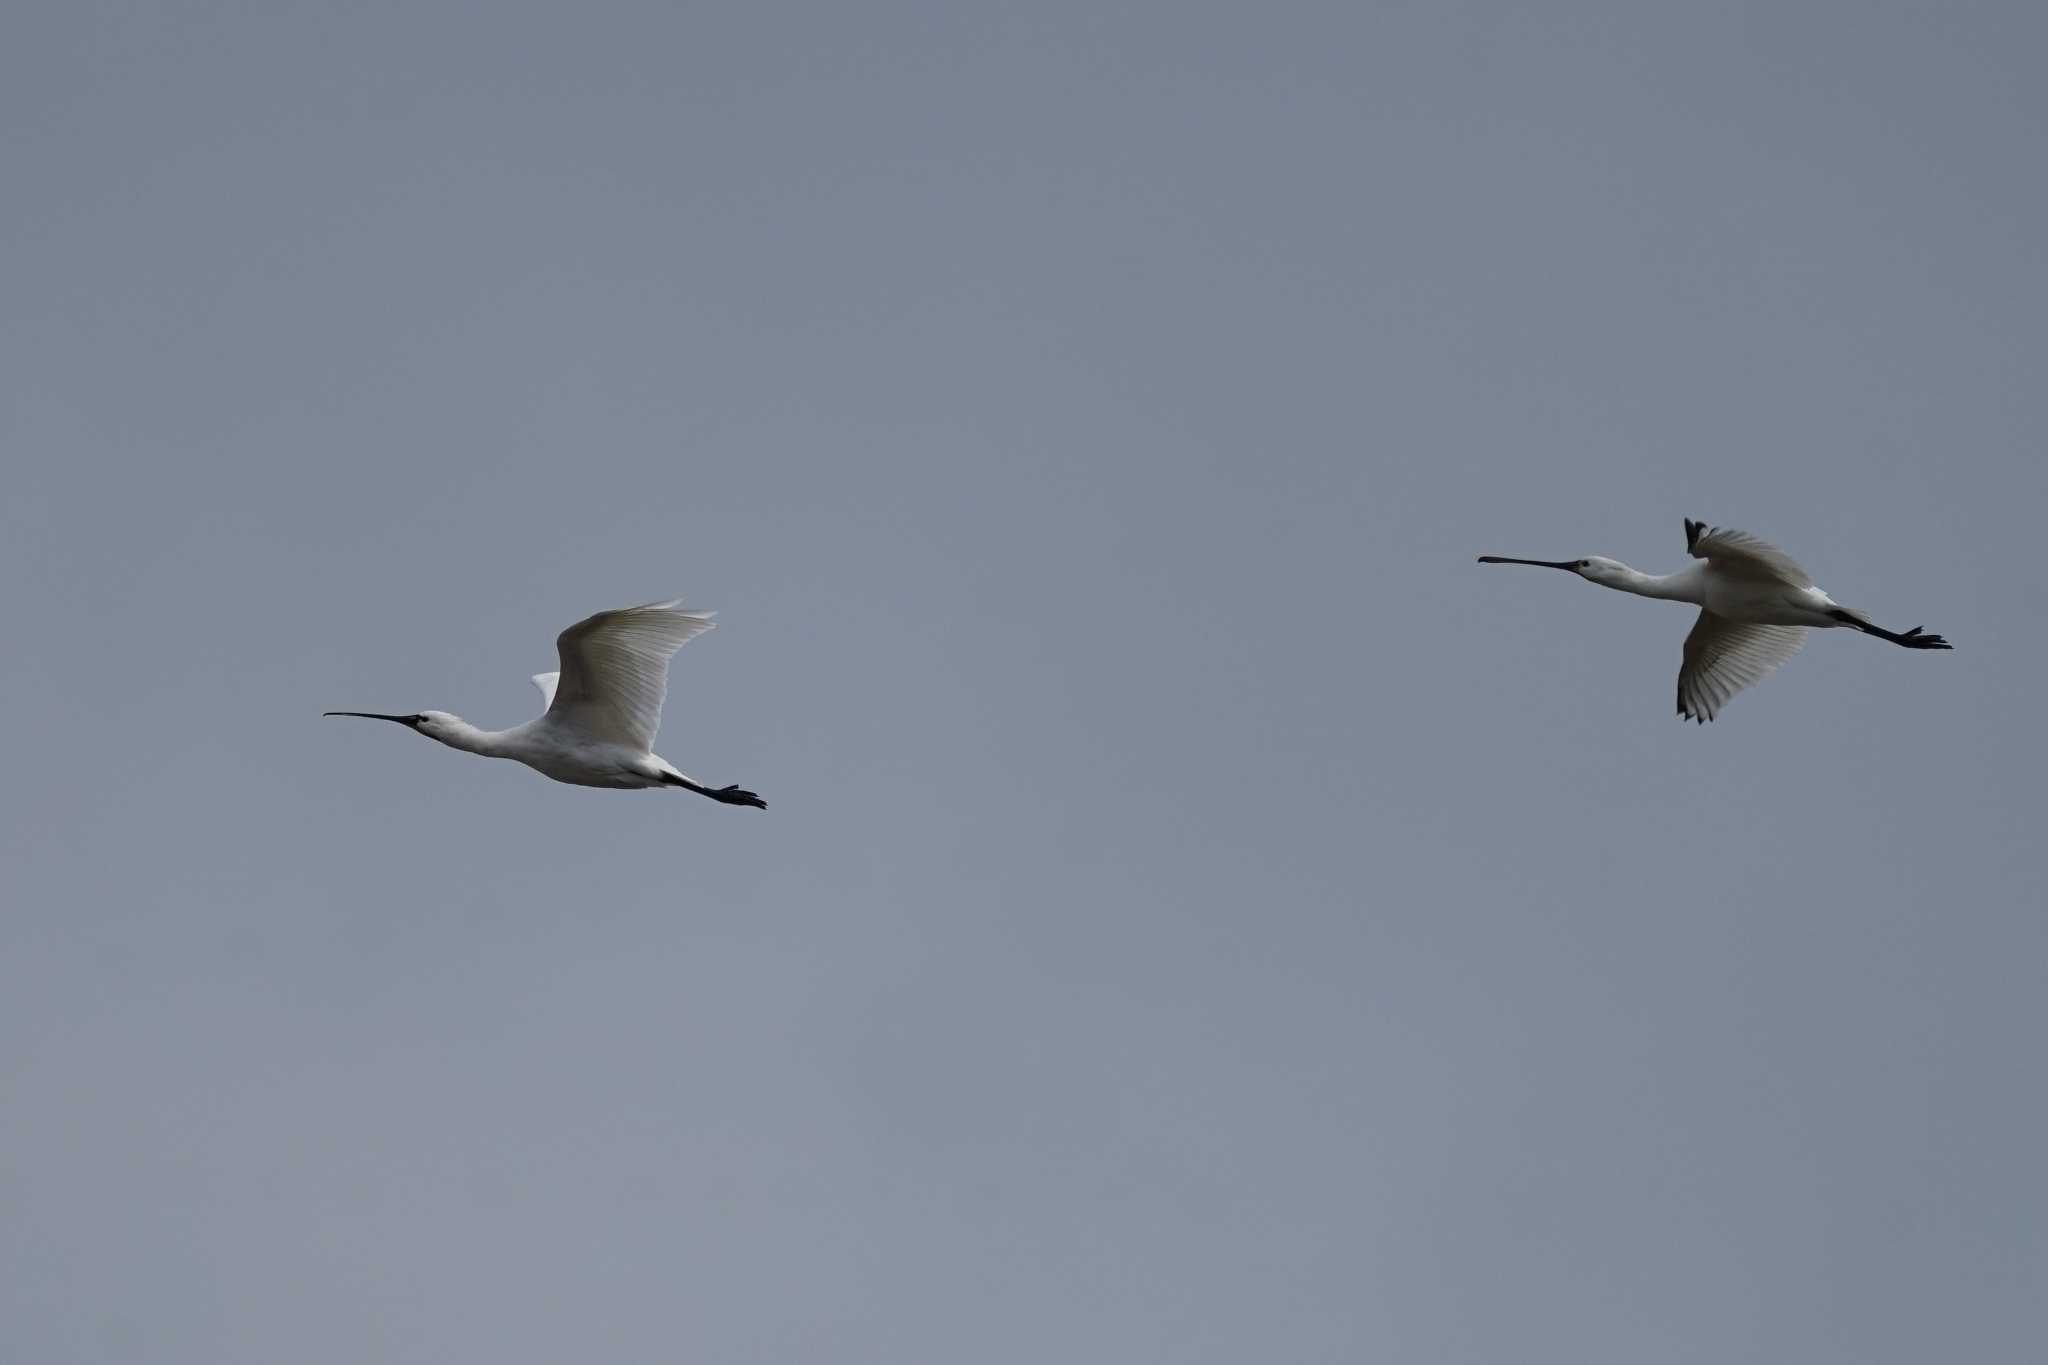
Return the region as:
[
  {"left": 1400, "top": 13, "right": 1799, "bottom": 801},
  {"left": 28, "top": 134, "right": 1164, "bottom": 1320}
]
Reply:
[{"left": 4, "top": 2, "right": 2044, "bottom": 1360}]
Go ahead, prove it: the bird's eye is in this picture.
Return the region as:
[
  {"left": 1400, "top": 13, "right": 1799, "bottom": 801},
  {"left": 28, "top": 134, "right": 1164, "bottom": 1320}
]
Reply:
[{"left": 1577, "top": 560, "right": 1589, "bottom": 568}]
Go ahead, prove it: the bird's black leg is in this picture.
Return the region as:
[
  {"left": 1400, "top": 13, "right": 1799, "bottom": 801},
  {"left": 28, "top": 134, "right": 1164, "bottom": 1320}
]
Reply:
[
  {"left": 1829, "top": 610, "right": 1952, "bottom": 650},
  {"left": 661, "top": 772, "right": 767, "bottom": 809}
]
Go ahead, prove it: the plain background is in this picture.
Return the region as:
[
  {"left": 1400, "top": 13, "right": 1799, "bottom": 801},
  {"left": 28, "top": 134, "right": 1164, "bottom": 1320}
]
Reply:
[{"left": 4, "top": 2, "right": 2044, "bottom": 1360}]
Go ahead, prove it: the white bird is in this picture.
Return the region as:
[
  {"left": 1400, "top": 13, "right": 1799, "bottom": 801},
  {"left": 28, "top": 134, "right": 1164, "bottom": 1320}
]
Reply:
[
  {"left": 1480, "top": 518, "right": 1951, "bottom": 722},
  {"left": 326, "top": 600, "right": 766, "bottom": 806}
]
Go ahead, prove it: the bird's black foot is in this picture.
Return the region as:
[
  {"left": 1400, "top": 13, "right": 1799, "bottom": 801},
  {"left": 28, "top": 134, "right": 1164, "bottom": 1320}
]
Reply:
[
  {"left": 1834, "top": 609, "right": 1953, "bottom": 650},
  {"left": 708, "top": 784, "right": 767, "bottom": 809}
]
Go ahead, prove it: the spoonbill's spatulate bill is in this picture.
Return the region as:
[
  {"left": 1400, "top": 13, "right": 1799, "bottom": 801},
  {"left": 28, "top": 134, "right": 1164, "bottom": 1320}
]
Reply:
[
  {"left": 1479, "top": 519, "right": 1951, "bottom": 722},
  {"left": 326, "top": 600, "right": 765, "bottom": 806}
]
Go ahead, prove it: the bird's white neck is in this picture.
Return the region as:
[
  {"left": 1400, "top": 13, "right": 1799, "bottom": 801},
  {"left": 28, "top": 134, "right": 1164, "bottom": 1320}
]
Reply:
[
  {"left": 1598, "top": 563, "right": 1704, "bottom": 604},
  {"left": 425, "top": 718, "right": 510, "bottom": 757}
]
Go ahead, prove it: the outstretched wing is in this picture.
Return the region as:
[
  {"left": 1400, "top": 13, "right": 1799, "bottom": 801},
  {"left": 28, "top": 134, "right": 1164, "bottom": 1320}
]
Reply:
[
  {"left": 545, "top": 600, "right": 717, "bottom": 750},
  {"left": 1683, "top": 518, "right": 1812, "bottom": 587},
  {"left": 1677, "top": 610, "right": 1806, "bottom": 723}
]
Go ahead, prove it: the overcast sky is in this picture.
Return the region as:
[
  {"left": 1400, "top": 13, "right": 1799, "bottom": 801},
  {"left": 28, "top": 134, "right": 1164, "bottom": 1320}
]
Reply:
[{"left": 4, "top": 2, "right": 2044, "bottom": 1361}]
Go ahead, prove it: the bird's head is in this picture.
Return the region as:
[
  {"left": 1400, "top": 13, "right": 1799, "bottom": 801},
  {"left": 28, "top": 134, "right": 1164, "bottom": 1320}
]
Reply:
[
  {"left": 1476, "top": 554, "right": 1627, "bottom": 584},
  {"left": 413, "top": 710, "right": 463, "bottom": 740},
  {"left": 323, "top": 708, "right": 461, "bottom": 741},
  {"left": 1572, "top": 555, "right": 1631, "bottom": 584}
]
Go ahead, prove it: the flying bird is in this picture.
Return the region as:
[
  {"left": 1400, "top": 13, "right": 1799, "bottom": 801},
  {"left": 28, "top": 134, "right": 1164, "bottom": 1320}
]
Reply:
[
  {"left": 326, "top": 600, "right": 766, "bottom": 806},
  {"left": 1479, "top": 519, "right": 1951, "bottom": 722}
]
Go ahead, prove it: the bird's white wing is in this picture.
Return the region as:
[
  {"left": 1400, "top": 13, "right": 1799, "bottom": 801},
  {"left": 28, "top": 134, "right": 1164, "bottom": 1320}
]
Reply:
[
  {"left": 545, "top": 600, "right": 717, "bottom": 749},
  {"left": 1677, "top": 611, "right": 1806, "bottom": 722},
  {"left": 1683, "top": 518, "right": 1812, "bottom": 586},
  {"left": 531, "top": 672, "right": 560, "bottom": 710}
]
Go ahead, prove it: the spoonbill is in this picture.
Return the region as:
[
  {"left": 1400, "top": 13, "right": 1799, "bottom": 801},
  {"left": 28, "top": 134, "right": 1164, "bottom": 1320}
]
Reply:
[
  {"left": 326, "top": 600, "right": 766, "bottom": 806},
  {"left": 1480, "top": 519, "right": 1951, "bottom": 722}
]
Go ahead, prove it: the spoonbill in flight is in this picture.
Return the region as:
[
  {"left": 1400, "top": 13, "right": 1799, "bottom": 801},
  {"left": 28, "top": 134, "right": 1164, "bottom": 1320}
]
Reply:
[
  {"left": 1479, "top": 519, "right": 1951, "bottom": 722},
  {"left": 326, "top": 600, "right": 766, "bottom": 806}
]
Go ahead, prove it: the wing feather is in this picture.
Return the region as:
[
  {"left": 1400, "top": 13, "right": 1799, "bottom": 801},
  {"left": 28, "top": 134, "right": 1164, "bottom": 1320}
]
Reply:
[
  {"left": 1677, "top": 611, "right": 1806, "bottom": 723},
  {"left": 545, "top": 600, "right": 716, "bottom": 749},
  {"left": 1683, "top": 519, "right": 1812, "bottom": 587}
]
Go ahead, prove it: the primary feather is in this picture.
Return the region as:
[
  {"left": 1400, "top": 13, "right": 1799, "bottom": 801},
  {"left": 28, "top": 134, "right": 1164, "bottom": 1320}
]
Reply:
[
  {"left": 544, "top": 600, "right": 717, "bottom": 751},
  {"left": 1683, "top": 519, "right": 1813, "bottom": 587},
  {"left": 1677, "top": 612, "right": 1806, "bottom": 722}
]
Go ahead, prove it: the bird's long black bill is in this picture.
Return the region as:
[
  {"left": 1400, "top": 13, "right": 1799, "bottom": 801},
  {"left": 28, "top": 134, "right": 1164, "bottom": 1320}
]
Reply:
[
  {"left": 1476, "top": 556, "right": 1579, "bottom": 570},
  {"left": 323, "top": 710, "right": 421, "bottom": 726}
]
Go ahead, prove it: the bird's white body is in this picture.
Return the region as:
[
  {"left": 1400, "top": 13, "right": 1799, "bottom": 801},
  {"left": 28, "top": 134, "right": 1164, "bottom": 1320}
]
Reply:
[
  {"left": 1558, "top": 560, "right": 1845, "bottom": 625},
  {"left": 327, "top": 601, "right": 765, "bottom": 807},
  {"left": 405, "top": 715, "right": 676, "bottom": 789},
  {"left": 1480, "top": 520, "right": 1950, "bottom": 722}
]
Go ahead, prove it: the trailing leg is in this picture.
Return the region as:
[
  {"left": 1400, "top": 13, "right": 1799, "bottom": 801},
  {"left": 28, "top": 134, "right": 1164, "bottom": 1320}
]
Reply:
[
  {"left": 1829, "top": 609, "right": 1951, "bottom": 650},
  {"left": 659, "top": 770, "right": 768, "bottom": 808}
]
